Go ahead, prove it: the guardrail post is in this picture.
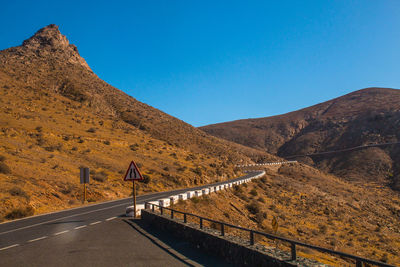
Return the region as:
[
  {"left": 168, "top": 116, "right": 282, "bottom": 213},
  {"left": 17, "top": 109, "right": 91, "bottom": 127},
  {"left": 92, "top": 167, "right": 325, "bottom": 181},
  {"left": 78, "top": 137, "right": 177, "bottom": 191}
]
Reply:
[
  {"left": 291, "top": 243, "right": 296, "bottom": 261},
  {"left": 250, "top": 231, "right": 254, "bottom": 245},
  {"left": 200, "top": 218, "right": 203, "bottom": 229},
  {"left": 184, "top": 213, "right": 187, "bottom": 223},
  {"left": 152, "top": 204, "right": 154, "bottom": 212},
  {"left": 171, "top": 210, "right": 174, "bottom": 219},
  {"left": 221, "top": 223, "right": 225, "bottom": 236},
  {"left": 356, "top": 260, "right": 363, "bottom": 267},
  {"left": 160, "top": 206, "right": 163, "bottom": 215}
]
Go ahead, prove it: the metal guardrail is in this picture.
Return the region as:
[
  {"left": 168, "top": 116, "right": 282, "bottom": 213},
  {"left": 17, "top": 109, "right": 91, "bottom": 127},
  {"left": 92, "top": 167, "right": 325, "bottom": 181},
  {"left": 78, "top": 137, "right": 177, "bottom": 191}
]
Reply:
[{"left": 144, "top": 202, "right": 395, "bottom": 267}]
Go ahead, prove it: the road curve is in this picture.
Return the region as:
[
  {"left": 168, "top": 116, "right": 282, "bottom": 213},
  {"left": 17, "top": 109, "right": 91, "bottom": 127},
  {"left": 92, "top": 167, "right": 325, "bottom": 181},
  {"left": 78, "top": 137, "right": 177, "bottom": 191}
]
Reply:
[{"left": 0, "top": 171, "right": 263, "bottom": 266}]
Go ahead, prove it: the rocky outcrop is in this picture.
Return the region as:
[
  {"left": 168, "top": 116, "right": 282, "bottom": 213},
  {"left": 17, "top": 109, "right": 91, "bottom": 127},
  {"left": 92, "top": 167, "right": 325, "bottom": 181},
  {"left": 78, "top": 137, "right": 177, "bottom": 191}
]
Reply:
[{"left": 21, "top": 24, "right": 92, "bottom": 71}]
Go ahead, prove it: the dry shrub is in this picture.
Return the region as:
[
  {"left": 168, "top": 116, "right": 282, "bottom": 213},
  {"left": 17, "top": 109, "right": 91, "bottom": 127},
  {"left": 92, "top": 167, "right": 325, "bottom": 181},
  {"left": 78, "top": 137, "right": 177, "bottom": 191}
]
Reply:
[
  {"left": 177, "top": 166, "right": 187, "bottom": 172},
  {"left": 141, "top": 174, "right": 151, "bottom": 184},
  {"left": 45, "top": 143, "right": 62, "bottom": 152},
  {"left": 185, "top": 154, "right": 197, "bottom": 161},
  {"left": 246, "top": 201, "right": 261, "bottom": 215},
  {"left": 129, "top": 144, "right": 139, "bottom": 151},
  {"left": 255, "top": 211, "right": 267, "bottom": 224},
  {"left": 9, "top": 187, "right": 30, "bottom": 200},
  {"left": 92, "top": 170, "right": 108, "bottom": 182},
  {"left": 5, "top": 206, "right": 34, "bottom": 219},
  {"left": 190, "top": 197, "right": 200, "bottom": 204},
  {"left": 0, "top": 162, "right": 11, "bottom": 174},
  {"left": 233, "top": 185, "right": 243, "bottom": 195},
  {"left": 191, "top": 167, "right": 202, "bottom": 176},
  {"left": 60, "top": 183, "right": 75, "bottom": 195},
  {"left": 250, "top": 188, "right": 258, "bottom": 196},
  {"left": 318, "top": 224, "right": 328, "bottom": 234}
]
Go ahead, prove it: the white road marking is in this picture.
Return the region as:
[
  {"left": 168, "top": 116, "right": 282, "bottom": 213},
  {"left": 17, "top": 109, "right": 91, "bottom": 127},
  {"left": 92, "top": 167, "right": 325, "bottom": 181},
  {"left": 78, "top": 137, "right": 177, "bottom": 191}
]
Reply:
[
  {"left": 105, "top": 217, "right": 116, "bottom": 221},
  {"left": 90, "top": 221, "right": 101, "bottom": 226},
  {"left": 0, "top": 244, "right": 19, "bottom": 251},
  {"left": 0, "top": 202, "right": 130, "bottom": 236},
  {"left": 74, "top": 225, "right": 87, "bottom": 230},
  {"left": 27, "top": 236, "right": 47, "bottom": 243},
  {"left": 54, "top": 230, "right": 69, "bottom": 236},
  {"left": 0, "top": 196, "right": 134, "bottom": 226}
]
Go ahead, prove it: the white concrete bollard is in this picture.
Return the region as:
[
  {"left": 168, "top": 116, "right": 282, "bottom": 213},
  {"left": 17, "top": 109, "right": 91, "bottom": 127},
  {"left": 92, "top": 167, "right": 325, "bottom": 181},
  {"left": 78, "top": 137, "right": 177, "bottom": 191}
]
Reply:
[
  {"left": 159, "top": 198, "right": 170, "bottom": 207},
  {"left": 186, "top": 191, "right": 194, "bottom": 199},
  {"left": 179, "top": 193, "right": 187, "bottom": 200},
  {"left": 195, "top": 190, "right": 202, "bottom": 197},
  {"left": 202, "top": 188, "right": 209, "bottom": 195},
  {"left": 214, "top": 186, "right": 219, "bottom": 191},
  {"left": 170, "top": 195, "right": 179, "bottom": 204},
  {"left": 148, "top": 201, "right": 158, "bottom": 209},
  {"left": 126, "top": 204, "right": 145, "bottom": 217},
  {"left": 209, "top": 187, "right": 214, "bottom": 193}
]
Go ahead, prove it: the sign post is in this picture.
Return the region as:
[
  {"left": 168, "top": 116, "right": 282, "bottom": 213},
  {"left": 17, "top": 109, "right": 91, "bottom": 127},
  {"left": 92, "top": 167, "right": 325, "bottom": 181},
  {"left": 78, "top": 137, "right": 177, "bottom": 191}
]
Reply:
[
  {"left": 84, "top": 183, "right": 87, "bottom": 202},
  {"left": 133, "top": 180, "right": 136, "bottom": 216},
  {"left": 80, "top": 167, "right": 90, "bottom": 203},
  {"left": 124, "top": 161, "right": 143, "bottom": 218}
]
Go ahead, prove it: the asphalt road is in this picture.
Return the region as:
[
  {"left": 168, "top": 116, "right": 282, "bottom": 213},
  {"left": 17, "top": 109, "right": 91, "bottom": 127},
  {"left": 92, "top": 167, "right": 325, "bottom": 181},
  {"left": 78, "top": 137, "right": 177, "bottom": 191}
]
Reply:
[{"left": 0, "top": 171, "right": 262, "bottom": 266}]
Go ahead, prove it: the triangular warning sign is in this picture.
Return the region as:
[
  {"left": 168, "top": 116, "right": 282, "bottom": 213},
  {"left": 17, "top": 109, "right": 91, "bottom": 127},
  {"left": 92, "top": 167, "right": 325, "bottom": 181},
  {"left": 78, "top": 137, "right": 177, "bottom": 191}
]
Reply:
[{"left": 124, "top": 161, "right": 143, "bottom": 181}]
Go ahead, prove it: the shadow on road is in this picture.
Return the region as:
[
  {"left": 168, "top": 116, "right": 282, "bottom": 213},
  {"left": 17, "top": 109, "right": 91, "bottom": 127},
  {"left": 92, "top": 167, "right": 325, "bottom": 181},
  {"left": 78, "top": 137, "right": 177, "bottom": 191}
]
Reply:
[{"left": 123, "top": 218, "right": 230, "bottom": 267}]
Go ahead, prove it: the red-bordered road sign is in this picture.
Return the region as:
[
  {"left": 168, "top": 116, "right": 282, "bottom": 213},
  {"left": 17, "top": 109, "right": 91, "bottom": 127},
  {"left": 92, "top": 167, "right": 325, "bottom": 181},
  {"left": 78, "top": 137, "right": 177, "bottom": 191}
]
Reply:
[{"left": 124, "top": 161, "right": 143, "bottom": 181}]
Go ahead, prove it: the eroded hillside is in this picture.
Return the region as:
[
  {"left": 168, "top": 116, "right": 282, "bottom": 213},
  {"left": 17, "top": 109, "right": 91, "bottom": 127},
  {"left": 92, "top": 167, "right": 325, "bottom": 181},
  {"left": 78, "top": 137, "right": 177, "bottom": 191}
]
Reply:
[{"left": 175, "top": 164, "right": 400, "bottom": 266}]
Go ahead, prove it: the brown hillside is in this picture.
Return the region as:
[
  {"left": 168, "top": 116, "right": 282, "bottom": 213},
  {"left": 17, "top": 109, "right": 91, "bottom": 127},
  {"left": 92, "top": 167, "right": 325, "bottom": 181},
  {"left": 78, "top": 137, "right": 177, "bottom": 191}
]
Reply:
[
  {"left": 175, "top": 164, "right": 400, "bottom": 265},
  {"left": 201, "top": 88, "right": 400, "bottom": 189},
  {"left": 0, "top": 24, "right": 274, "bottom": 221},
  {"left": 0, "top": 24, "right": 269, "bottom": 163}
]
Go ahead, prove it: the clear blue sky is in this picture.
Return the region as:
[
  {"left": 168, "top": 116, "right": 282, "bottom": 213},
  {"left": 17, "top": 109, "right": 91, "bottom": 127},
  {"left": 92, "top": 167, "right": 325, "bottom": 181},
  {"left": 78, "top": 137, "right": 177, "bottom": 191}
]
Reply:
[{"left": 1, "top": 1, "right": 400, "bottom": 126}]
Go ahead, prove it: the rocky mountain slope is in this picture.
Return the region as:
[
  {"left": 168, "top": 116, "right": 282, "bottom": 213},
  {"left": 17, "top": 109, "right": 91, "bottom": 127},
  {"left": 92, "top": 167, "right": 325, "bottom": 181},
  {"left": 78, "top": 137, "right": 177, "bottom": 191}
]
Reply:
[
  {"left": 201, "top": 88, "right": 400, "bottom": 189},
  {"left": 0, "top": 25, "right": 274, "bottom": 221}
]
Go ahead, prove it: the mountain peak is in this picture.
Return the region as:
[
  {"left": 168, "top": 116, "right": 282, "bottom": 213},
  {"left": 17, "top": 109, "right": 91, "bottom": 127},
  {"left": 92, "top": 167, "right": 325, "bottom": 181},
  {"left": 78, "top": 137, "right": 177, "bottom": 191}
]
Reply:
[
  {"left": 22, "top": 24, "right": 69, "bottom": 49},
  {"left": 20, "top": 24, "right": 91, "bottom": 71}
]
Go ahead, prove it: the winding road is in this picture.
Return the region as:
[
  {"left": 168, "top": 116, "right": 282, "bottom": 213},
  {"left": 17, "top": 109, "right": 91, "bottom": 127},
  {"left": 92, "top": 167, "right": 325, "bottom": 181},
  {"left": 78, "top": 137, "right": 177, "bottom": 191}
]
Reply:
[{"left": 0, "top": 171, "right": 263, "bottom": 266}]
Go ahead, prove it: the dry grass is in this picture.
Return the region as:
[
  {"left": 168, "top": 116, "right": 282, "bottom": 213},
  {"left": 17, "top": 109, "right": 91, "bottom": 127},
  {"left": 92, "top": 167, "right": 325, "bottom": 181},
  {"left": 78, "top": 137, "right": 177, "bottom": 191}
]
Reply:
[
  {"left": 0, "top": 83, "right": 247, "bottom": 221},
  {"left": 175, "top": 163, "right": 400, "bottom": 266}
]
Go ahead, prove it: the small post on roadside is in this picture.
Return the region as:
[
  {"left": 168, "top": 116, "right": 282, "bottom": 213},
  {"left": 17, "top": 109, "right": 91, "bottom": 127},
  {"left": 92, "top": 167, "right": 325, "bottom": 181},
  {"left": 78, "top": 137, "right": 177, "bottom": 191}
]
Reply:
[{"left": 80, "top": 167, "right": 90, "bottom": 203}]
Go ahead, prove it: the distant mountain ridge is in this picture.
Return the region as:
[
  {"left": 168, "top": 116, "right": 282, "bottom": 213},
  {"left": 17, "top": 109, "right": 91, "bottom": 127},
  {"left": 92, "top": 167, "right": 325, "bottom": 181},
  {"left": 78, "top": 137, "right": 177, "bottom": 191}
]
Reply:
[{"left": 201, "top": 88, "right": 400, "bottom": 190}]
